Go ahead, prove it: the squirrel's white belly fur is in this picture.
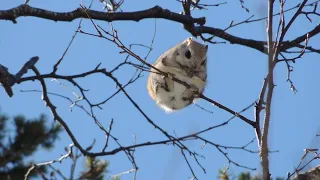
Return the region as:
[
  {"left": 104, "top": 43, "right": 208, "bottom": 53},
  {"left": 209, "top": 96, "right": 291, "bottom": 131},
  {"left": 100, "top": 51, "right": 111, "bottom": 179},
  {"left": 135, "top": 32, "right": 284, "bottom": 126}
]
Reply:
[
  {"left": 156, "top": 83, "right": 187, "bottom": 112},
  {"left": 155, "top": 68, "right": 206, "bottom": 113}
]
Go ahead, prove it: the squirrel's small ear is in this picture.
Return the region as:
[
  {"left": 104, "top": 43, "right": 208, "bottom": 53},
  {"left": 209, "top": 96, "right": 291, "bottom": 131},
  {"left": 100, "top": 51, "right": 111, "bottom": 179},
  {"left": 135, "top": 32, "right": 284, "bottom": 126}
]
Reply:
[{"left": 186, "top": 37, "right": 193, "bottom": 45}]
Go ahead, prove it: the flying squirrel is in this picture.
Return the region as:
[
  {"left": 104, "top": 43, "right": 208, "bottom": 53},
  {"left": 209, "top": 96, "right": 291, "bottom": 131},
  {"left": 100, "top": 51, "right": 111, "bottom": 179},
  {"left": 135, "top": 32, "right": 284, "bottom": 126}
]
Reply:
[{"left": 147, "top": 37, "right": 208, "bottom": 112}]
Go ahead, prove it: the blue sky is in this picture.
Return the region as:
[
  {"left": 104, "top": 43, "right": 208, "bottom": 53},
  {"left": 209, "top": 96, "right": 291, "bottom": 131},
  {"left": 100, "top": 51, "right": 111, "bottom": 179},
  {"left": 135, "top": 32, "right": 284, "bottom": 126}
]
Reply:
[{"left": 1, "top": 0, "right": 320, "bottom": 179}]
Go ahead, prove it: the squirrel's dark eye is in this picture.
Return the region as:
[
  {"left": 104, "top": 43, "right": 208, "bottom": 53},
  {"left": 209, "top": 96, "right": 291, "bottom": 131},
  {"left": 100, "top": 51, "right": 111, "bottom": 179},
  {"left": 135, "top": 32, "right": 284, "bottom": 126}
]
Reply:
[{"left": 185, "top": 50, "right": 191, "bottom": 59}]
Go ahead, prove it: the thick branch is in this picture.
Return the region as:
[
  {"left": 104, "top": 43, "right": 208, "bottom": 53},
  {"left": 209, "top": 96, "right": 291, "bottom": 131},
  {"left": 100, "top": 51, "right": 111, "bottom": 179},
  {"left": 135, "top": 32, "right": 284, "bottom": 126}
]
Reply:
[
  {"left": 260, "top": 1, "right": 275, "bottom": 180},
  {"left": 282, "top": 24, "right": 320, "bottom": 51},
  {"left": 195, "top": 26, "right": 267, "bottom": 53},
  {"left": 0, "top": 4, "right": 205, "bottom": 25},
  {"left": 0, "top": 4, "right": 270, "bottom": 53},
  {"left": 1, "top": 4, "right": 317, "bottom": 54},
  {"left": 280, "top": 0, "right": 308, "bottom": 44}
]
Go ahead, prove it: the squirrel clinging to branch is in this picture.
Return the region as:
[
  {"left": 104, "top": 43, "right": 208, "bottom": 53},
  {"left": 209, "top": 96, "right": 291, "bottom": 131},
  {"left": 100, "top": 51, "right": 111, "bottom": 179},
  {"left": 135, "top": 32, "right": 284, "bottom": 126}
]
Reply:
[{"left": 147, "top": 37, "right": 208, "bottom": 112}]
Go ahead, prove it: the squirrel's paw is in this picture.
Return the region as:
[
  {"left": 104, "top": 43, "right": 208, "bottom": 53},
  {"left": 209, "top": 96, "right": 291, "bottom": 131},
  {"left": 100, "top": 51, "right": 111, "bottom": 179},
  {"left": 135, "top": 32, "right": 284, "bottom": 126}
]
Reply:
[
  {"left": 189, "top": 84, "right": 201, "bottom": 97},
  {"left": 162, "top": 72, "right": 175, "bottom": 80}
]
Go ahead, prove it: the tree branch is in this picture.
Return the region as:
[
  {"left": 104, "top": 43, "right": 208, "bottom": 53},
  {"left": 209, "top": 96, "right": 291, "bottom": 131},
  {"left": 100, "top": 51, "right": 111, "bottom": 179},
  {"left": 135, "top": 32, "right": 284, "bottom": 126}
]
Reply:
[
  {"left": 1, "top": 4, "right": 318, "bottom": 54},
  {"left": 0, "top": 4, "right": 205, "bottom": 25},
  {"left": 200, "top": 94, "right": 256, "bottom": 127},
  {"left": 194, "top": 26, "right": 267, "bottom": 53},
  {"left": 282, "top": 24, "right": 320, "bottom": 51},
  {"left": 0, "top": 4, "right": 269, "bottom": 53},
  {"left": 260, "top": 1, "right": 275, "bottom": 180}
]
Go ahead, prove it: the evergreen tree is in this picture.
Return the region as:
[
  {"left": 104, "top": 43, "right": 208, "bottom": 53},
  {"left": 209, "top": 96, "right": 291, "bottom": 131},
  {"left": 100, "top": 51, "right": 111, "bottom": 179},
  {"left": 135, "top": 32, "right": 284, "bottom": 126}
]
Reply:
[
  {"left": 79, "top": 157, "right": 109, "bottom": 180},
  {"left": 218, "top": 169, "right": 285, "bottom": 180},
  {"left": 0, "top": 111, "right": 61, "bottom": 179},
  {"left": 0, "top": 110, "right": 112, "bottom": 180}
]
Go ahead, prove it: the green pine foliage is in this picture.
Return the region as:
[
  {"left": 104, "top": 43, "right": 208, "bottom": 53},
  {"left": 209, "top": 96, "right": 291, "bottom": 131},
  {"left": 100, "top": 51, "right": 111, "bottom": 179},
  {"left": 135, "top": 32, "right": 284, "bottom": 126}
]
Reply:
[
  {"left": 0, "top": 111, "right": 62, "bottom": 179},
  {"left": 0, "top": 110, "right": 114, "bottom": 180},
  {"left": 237, "top": 172, "right": 284, "bottom": 180},
  {"left": 218, "top": 167, "right": 229, "bottom": 180},
  {"left": 79, "top": 156, "right": 109, "bottom": 180},
  {"left": 218, "top": 169, "right": 285, "bottom": 180}
]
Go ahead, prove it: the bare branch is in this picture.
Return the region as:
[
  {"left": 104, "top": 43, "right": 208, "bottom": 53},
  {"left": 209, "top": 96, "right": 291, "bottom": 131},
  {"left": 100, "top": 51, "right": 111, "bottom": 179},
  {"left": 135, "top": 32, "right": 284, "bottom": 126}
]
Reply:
[
  {"left": 200, "top": 94, "right": 256, "bottom": 127},
  {"left": 239, "top": 0, "right": 249, "bottom": 13},
  {"left": 24, "top": 144, "right": 74, "bottom": 180},
  {"left": 53, "top": 19, "right": 83, "bottom": 73},
  {"left": 0, "top": 56, "right": 38, "bottom": 97},
  {"left": 260, "top": 0, "right": 276, "bottom": 179},
  {"left": 0, "top": 4, "right": 205, "bottom": 25},
  {"left": 194, "top": 26, "right": 267, "bottom": 53}
]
